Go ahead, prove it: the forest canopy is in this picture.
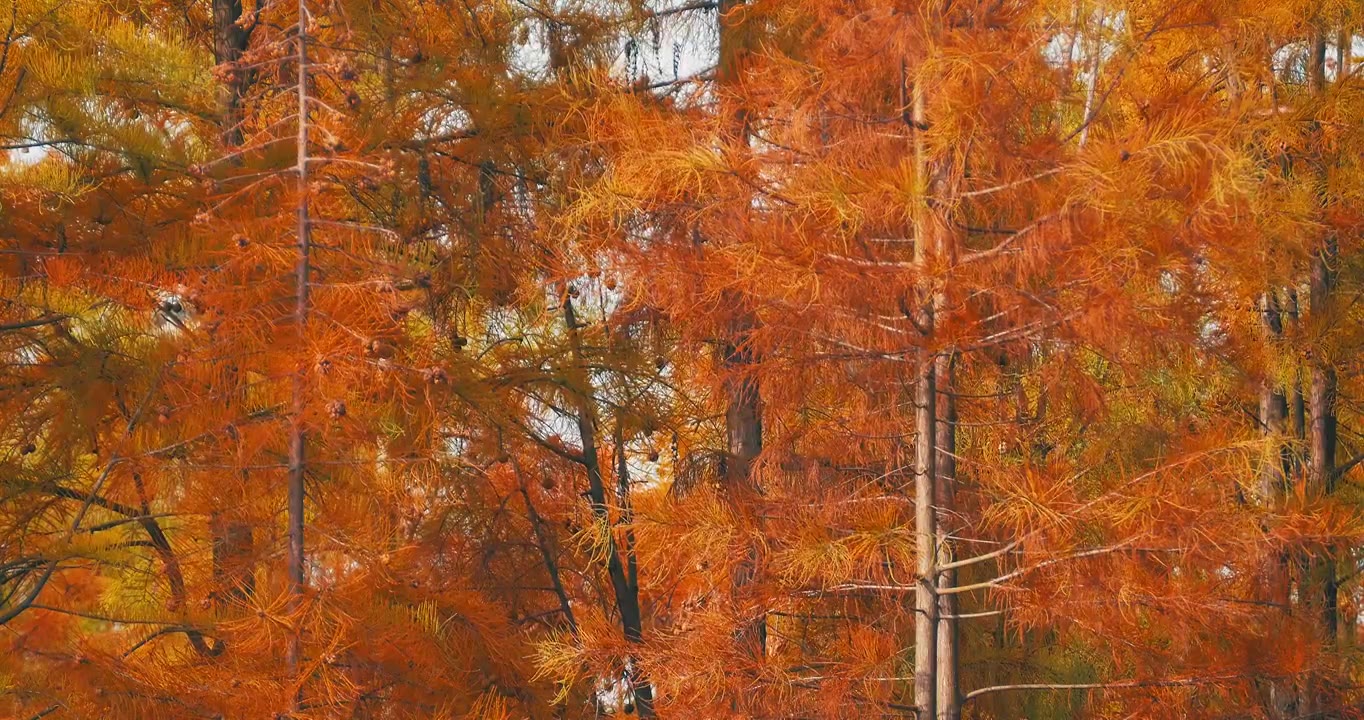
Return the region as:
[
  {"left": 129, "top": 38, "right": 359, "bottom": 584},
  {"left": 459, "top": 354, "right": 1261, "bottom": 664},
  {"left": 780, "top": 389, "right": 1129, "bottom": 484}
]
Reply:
[{"left": 1, "top": 0, "right": 1362, "bottom": 718}]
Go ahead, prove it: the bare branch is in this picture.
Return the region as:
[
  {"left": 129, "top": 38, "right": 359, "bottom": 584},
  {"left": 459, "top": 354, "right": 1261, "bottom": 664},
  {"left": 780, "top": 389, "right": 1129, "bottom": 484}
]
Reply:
[{"left": 963, "top": 675, "right": 1246, "bottom": 702}]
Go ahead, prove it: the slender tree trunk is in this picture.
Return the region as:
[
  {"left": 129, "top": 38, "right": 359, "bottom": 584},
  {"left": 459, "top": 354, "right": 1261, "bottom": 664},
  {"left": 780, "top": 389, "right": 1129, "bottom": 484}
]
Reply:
[
  {"left": 561, "top": 297, "right": 653, "bottom": 716},
  {"left": 1305, "top": 26, "right": 1338, "bottom": 718},
  {"left": 914, "top": 354, "right": 938, "bottom": 720},
  {"left": 286, "top": 0, "right": 311, "bottom": 704},
  {"left": 210, "top": 0, "right": 257, "bottom": 611},
  {"left": 1232, "top": 47, "right": 1303, "bottom": 715},
  {"left": 1256, "top": 293, "right": 1295, "bottom": 720},
  {"left": 1289, "top": 290, "right": 1306, "bottom": 443},
  {"left": 1258, "top": 293, "right": 1290, "bottom": 506},
  {"left": 716, "top": 0, "right": 767, "bottom": 669},
  {"left": 613, "top": 416, "right": 652, "bottom": 715},
  {"left": 1078, "top": 11, "right": 1107, "bottom": 148},
  {"left": 1307, "top": 238, "right": 1339, "bottom": 714},
  {"left": 213, "top": 0, "right": 252, "bottom": 147},
  {"left": 909, "top": 72, "right": 938, "bottom": 720},
  {"left": 210, "top": 509, "right": 254, "bottom": 604},
  {"left": 935, "top": 353, "right": 959, "bottom": 720},
  {"left": 1336, "top": 29, "right": 1350, "bottom": 83},
  {"left": 717, "top": 0, "right": 751, "bottom": 138},
  {"left": 1308, "top": 238, "right": 1338, "bottom": 626},
  {"left": 514, "top": 465, "right": 577, "bottom": 636},
  {"left": 722, "top": 326, "right": 763, "bottom": 490},
  {"left": 721, "top": 318, "right": 765, "bottom": 657}
]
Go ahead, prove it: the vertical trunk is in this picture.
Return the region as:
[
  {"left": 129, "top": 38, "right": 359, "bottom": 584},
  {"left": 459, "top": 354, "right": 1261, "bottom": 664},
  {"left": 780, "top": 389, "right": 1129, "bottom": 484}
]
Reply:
[
  {"left": 1258, "top": 293, "right": 1289, "bottom": 505},
  {"left": 722, "top": 321, "right": 765, "bottom": 657},
  {"left": 909, "top": 73, "right": 938, "bottom": 720},
  {"left": 716, "top": 0, "right": 756, "bottom": 483},
  {"left": 1257, "top": 293, "right": 1294, "bottom": 720},
  {"left": 1308, "top": 239, "right": 1338, "bottom": 635},
  {"left": 210, "top": 0, "right": 256, "bottom": 611},
  {"left": 1307, "top": 244, "right": 1339, "bottom": 720},
  {"left": 613, "top": 416, "right": 652, "bottom": 715},
  {"left": 1306, "top": 26, "right": 1338, "bottom": 717},
  {"left": 542, "top": 20, "right": 654, "bottom": 710},
  {"left": 212, "top": 0, "right": 252, "bottom": 147},
  {"left": 1336, "top": 29, "right": 1350, "bottom": 83},
  {"left": 722, "top": 325, "right": 763, "bottom": 491},
  {"left": 716, "top": 0, "right": 751, "bottom": 137},
  {"left": 1077, "top": 11, "right": 1107, "bottom": 148},
  {"left": 286, "top": 0, "right": 311, "bottom": 701},
  {"left": 1289, "top": 290, "right": 1307, "bottom": 443},
  {"left": 717, "top": 0, "right": 766, "bottom": 667},
  {"left": 514, "top": 465, "right": 577, "bottom": 636},
  {"left": 719, "top": 321, "right": 765, "bottom": 670},
  {"left": 935, "top": 354, "right": 958, "bottom": 720},
  {"left": 914, "top": 355, "right": 938, "bottom": 720},
  {"left": 210, "top": 509, "right": 255, "bottom": 603},
  {"left": 561, "top": 298, "right": 653, "bottom": 716}
]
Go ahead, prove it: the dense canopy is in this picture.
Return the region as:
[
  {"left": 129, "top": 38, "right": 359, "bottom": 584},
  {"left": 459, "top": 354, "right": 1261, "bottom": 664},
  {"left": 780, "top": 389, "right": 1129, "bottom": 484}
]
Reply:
[{"left": 1, "top": 0, "right": 1362, "bottom": 718}]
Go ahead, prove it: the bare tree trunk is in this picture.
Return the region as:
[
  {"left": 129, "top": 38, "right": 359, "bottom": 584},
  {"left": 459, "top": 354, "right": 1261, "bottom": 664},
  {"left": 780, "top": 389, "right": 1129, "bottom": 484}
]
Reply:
[
  {"left": 212, "top": 0, "right": 253, "bottom": 147},
  {"left": 210, "top": 0, "right": 257, "bottom": 612},
  {"left": 722, "top": 325, "right": 763, "bottom": 490},
  {"left": 613, "top": 416, "right": 652, "bottom": 715},
  {"left": 909, "top": 72, "right": 938, "bottom": 720},
  {"left": 1289, "top": 290, "right": 1306, "bottom": 443},
  {"left": 1306, "top": 26, "right": 1338, "bottom": 718},
  {"left": 721, "top": 317, "right": 765, "bottom": 658},
  {"left": 914, "top": 354, "right": 938, "bottom": 720},
  {"left": 935, "top": 353, "right": 958, "bottom": 720},
  {"left": 1258, "top": 292, "right": 1290, "bottom": 506},
  {"left": 514, "top": 464, "right": 577, "bottom": 636},
  {"left": 717, "top": 0, "right": 752, "bottom": 138},
  {"left": 717, "top": 0, "right": 767, "bottom": 669},
  {"left": 1336, "top": 29, "right": 1351, "bottom": 83},
  {"left": 1256, "top": 293, "right": 1295, "bottom": 720},
  {"left": 286, "top": 0, "right": 311, "bottom": 703},
  {"left": 1077, "top": 11, "right": 1107, "bottom": 148},
  {"left": 561, "top": 297, "right": 653, "bottom": 716}
]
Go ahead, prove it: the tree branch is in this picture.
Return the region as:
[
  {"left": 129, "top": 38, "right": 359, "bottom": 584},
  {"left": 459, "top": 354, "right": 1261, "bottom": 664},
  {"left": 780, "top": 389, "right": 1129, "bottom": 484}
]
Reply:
[
  {"left": 963, "top": 675, "right": 1245, "bottom": 702},
  {"left": 0, "top": 314, "right": 66, "bottom": 332}
]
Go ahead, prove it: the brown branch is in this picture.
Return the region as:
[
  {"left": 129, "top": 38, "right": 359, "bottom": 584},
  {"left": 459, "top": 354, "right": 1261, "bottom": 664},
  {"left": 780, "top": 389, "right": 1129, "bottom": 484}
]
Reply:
[
  {"left": 956, "top": 212, "right": 1058, "bottom": 266},
  {"left": 647, "top": 1, "right": 717, "bottom": 19},
  {"left": 4, "top": 372, "right": 165, "bottom": 625},
  {"left": 939, "top": 542, "right": 1139, "bottom": 595},
  {"left": 43, "top": 483, "right": 224, "bottom": 656},
  {"left": 511, "top": 460, "right": 578, "bottom": 635},
  {"left": 963, "top": 675, "right": 1246, "bottom": 702},
  {"left": 958, "top": 169, "right": 1062, "bottom": 198},
  {"left": 28, "top": 604, "right": 192, "bottom": 626},
  {"left": 0, "top": 314, "right": 66, "bottom": 332}
]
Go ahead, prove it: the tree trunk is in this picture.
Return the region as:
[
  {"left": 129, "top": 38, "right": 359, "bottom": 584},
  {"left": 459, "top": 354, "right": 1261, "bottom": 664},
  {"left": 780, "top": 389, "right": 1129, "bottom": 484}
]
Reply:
[
  {"left": 210, "top": 0, "right": 257, "bottom": 613},
  {"left": 514, "top": 464, "right": 577, "bottom": 636},
  {"left": 935, "top": 353, "right": 959, "bottom": 720},
  {"left": 717, "top": 0, "right": 767, "bottom": 669},
  {"left": 909, "top": 72, "right": 938, "bottom": 720},
  {"left": 914, "top": 353, "right": 938, "bottom": 720},
  {"left": 212, "top": 0, "right": 253, "bottom": 146},
  {"left": 210, "top": 510, "right": 254, "bottom": 604},
  {"left": 286, "top": 0, "right": 311, "bottom": 702},
  {"left": 1258, "top": 293, "right": 1290, "bottom": 505},
  {"left": 1306, "top": 26, "right": 1338, "bottom": 718},
  {"left": 1256, "top": 293, "right": 1295, "bottom": 720},
  {"left": 562, "top": 297, "right": 653, "bottom": 716},
  {"left": 1077, "top": 11, "right": 1107, "bottom": 149},
  {"left": 1289, "top": 290, "right": 1306, "bottom": 443}
]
